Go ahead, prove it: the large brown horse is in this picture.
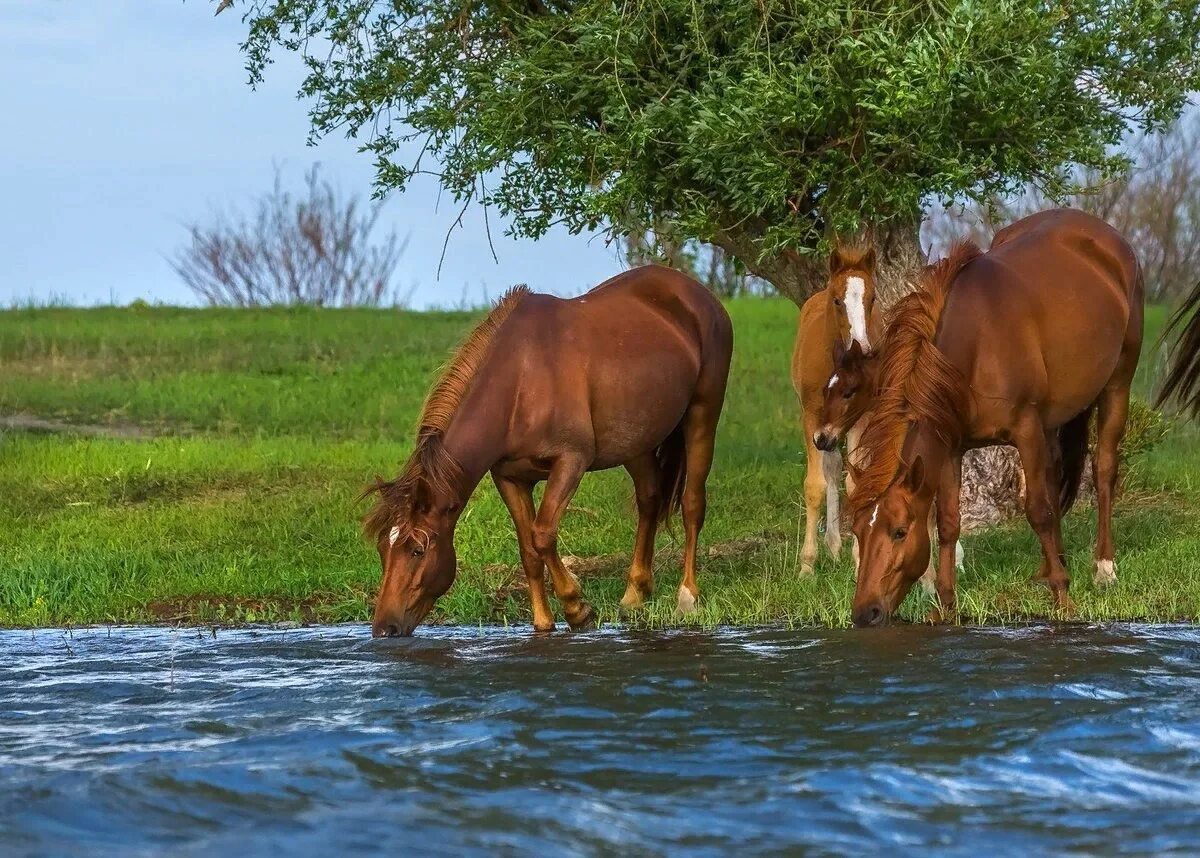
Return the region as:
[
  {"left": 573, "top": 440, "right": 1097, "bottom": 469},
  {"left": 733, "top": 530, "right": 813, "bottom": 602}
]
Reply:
[
  {"left": 364, "top": 265, "right": 733, "bottom": 636},
  {"left": 790, "top": 242, "right": 882, "bottom": 574},
  {"left": 846, "top": 209, "right": 1143, "bottom": 627}
]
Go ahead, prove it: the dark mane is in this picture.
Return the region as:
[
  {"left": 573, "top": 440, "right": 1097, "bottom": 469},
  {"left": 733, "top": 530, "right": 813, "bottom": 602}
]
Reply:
[
  {"left": 361, "top": 285, "right": 531, "bottom": 542},
  {"left": 848, "top": 241, "right": 980, "bottom": 516}
]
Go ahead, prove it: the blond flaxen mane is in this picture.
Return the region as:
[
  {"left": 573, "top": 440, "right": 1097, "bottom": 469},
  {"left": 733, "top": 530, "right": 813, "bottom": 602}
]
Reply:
[
  {"left": 361, "top": 285, "right": 531, "bottom": 543},
  {"left": 848, "top": 241, "right": 981, "bottom": 517}
]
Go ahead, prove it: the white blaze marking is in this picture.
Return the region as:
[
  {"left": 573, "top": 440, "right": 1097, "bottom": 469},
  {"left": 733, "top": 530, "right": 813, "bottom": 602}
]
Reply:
[
  {"left": 389, "top": 526, "right": 400, "bottom": 546},
  {"left": 869, "top": 504, "right": 879, "bottom": 527},
  {"left": 827, "top": 373, "right": 839, "bottom": 390},
  {"left": 844, "top": 276, "right": 870, "bottom": 350}
]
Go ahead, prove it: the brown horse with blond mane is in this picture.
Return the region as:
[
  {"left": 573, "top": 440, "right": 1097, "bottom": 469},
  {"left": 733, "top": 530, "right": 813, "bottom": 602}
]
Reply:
[
  {"left": 845, "top": 208, "right": 1143, "bottom": 627},
  {"left": 790, "top": 241, "right": 882, "bottom": 574},
  {"left": 363, "top": 265, "right": 733, "bottom": 636}
]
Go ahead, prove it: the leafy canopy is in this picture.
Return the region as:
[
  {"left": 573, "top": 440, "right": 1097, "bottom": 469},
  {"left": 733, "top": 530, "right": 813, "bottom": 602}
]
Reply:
[{"left": 237, "top": 0, "right": 1200, "bottom": 283}]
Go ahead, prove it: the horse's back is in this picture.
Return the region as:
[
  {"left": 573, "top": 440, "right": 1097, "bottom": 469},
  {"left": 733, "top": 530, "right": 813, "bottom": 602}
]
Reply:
[
  {"left": 494, "top": 266, "right": 731, "bottom": 469},
  {"left": 943, "top": 209, "right": 1142, "bottom": 429}
]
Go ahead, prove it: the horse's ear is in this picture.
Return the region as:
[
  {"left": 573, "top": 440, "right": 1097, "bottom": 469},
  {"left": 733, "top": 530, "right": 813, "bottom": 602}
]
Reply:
[
  {"left": 902, "top": 456, "right": 925, "bottom": 493},
  {"left": 831, "top": 337, "right": 847, "bottom": 365},
  {"left": 410, "top": 476, "right": 434, "bottom": 515},
  {"left": 862, "top": 245, "right": 876, "bottom": 273},
  {"left": 829, "top": 244, "right": 845, "bottom": 274}
]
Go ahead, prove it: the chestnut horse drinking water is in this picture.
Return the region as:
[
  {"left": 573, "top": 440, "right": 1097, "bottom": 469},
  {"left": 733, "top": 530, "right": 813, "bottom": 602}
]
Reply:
[
  {"left": 846, "top": 209, "right": 1143, "bottom": 627},
  {"left": 364, "top": 265, "right": 733, "bottom": 636}
]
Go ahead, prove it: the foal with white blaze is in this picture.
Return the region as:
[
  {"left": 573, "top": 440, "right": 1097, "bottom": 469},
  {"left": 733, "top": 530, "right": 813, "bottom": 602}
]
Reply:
[{"left": 791, "top": 242, "right": 883, "bottom": 575}]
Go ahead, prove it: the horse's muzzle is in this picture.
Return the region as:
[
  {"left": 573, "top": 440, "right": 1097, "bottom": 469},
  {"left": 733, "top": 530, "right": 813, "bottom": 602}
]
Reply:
[
  {"left": 813, "top": 430, "right": 838, "bottom": 452},
  {"left": 852, "top": 603, "right": 887, "bottom": 628}
]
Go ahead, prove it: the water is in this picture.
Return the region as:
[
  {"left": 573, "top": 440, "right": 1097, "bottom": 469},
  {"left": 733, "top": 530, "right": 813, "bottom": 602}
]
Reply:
[{"left": 2, "top": 624, "right": 1200, "bottom": 855}]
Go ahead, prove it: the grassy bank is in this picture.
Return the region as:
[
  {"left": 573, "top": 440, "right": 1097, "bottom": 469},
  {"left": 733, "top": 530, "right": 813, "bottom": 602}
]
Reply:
[{"left": 2, "top": 299, "right": 1198, "bottom": 628}]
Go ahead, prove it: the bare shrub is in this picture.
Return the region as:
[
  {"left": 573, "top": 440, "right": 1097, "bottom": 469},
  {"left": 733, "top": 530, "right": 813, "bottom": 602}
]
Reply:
[
  {"left": 925, "top": 112, "right": 1200, "bottom": 302},
  {"left": 172, "top": 165, "right": 408, "bottom": 307}
]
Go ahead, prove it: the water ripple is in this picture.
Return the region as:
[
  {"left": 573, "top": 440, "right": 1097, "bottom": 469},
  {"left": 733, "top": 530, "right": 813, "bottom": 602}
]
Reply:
[{"left": 2, "top": 624, "right": 1200, "bottom": 854}]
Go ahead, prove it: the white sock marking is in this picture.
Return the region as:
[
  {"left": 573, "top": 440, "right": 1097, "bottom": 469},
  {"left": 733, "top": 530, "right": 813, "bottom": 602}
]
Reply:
[
  {"left": 844, "top": 276, "right": 870, "bottom": 350},
  {"left": 1095, "top": 559, "right": 1117, "bottom": 586},
  {"left": 955, "top": 541, "right": 965, "bottom": 570}
]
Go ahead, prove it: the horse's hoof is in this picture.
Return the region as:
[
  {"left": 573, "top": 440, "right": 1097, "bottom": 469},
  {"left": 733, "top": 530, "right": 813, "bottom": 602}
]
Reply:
[
  {"left": 532, "top": 621, "right": 556, "bottom": 634},
  {"left": 566, "top": 603, "right": 597, "bottom": 631},
  {"left": 619, "top": 590, "right": 644, "bottom": 611},
  {"left": 1054, "top": 593, "right": 1077, "bottom": 617},
  {"left": 1094, "top": 559, "right": 1117, "bottom": 587},
  {"left": 799, "top": 562, "right": 815, "bottom": 578},
  {"left": 925, "top": 608, "right": 945, "bottom": 625},
  {"left": 677, "top": 586, "right": 698, "bottom": 614}
]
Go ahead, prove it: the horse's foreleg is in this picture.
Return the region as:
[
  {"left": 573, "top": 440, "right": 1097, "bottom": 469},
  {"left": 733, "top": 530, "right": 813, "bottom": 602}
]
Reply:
[
  {"left": 621, "top": 454, "right": 661, "bottom": 610},
  {"left": 532, "top": 455, "right": 596, "bottom": 631},
  {"left": 678, "top": 403, "right": 719, "bottom": 613},
  {"left": 930, "top": 453, "right": 962, "bottom": 622},
  {"left": 801, "top": 414, "right": 825, "bottom": 577},
  {"left": 920, "top": 509, "right": 937, "bottom": 597},
  {"left": 1015, "top": 419, "right": 1074, "bottom": 613},
  {"left": 1093, "top": 384, "right": 1130, "bottom": 587},
  {"left": 821, "top": 447, "right": 843, "bottom": 560},
  {"left": 493, "top": 473, "right": 556, "bottom": 632}
]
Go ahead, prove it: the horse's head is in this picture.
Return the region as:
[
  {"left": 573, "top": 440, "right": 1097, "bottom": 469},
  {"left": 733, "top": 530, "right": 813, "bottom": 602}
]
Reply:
[
  {"left": 826, "top": 242, "right": 877, "bottom": 352},
  {"left": 814, "top": 339, "right": 879, "bottom": 451},
  {"left": 851, "top": 456, "right": 933, "bottom": 627},
  {"left": 364, "top": 455, "right": 463, "bottom": 637}
]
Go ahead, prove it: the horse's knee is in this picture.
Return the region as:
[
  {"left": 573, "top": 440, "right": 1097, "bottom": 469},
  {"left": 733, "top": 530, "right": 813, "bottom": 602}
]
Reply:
[
  {"left": 531, "top": 522, "right": 558, "bottom": 558},
  {"left": 682, "top": 488, "right": 706, "bottom": 523}
]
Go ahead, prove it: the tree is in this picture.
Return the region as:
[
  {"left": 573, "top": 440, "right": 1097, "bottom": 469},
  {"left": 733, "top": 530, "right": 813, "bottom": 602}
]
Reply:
[
  {"left": 926, "top": 111, "right": 1200, "bottom": 303},
  {"left": 172, "top": 164, "right": 408, "bottom": 307},
  {"left": 224, "top": 0, "right": 1200, "bottom": 303}
]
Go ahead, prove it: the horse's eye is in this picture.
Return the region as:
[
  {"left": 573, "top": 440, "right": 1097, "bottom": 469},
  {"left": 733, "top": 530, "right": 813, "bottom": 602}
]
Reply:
[
  {"left": 842, "top": 387, "right": 856, "bottom": 400},
  {"left": 412, "top": 546, "right": 426, "bottom": 558},
  {"left": 833, "top": 298, "right": 843, "bottom": 307},
  {"left": 892, "top": 528, "right": 907, "bottom": 542}
]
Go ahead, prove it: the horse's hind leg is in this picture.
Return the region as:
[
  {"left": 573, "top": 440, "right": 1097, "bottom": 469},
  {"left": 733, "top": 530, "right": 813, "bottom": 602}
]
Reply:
[
  {"left": 531, "top": 455, "right": 597, "bottom": 631},
  {"left": 493, "top": 473, "right": 556, "bottom": 632},
  {"left": 620, "top": 453, "right": 661, "bottom": 610},
  {"left": 677, "top": 402, "right": 719, "bottom": 614},
  {"left": 1093, "top": 382, "right": 1131, "bottom": 587}
]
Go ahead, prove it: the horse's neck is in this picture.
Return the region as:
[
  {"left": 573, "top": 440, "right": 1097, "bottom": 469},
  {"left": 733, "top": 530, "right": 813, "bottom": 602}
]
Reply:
[{"left": 439, "top": 374, "right": 513, "bottom": 497}]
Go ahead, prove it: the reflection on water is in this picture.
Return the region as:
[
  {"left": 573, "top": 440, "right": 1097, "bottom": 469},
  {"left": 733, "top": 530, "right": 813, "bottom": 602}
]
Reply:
[{"left": 2, "top": 623, "right": 1200, "bottom": 854}]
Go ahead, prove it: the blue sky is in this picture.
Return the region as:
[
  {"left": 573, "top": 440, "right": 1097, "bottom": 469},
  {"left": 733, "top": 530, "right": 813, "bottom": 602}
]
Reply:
[{"left": 0, "top": 1, "right": 623, "bottom": 308}]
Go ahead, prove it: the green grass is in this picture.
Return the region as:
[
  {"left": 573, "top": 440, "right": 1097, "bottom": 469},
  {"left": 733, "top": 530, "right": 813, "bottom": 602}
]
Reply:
[{"left": 1, "top": 300, "right": 1198, "bottom": 628}]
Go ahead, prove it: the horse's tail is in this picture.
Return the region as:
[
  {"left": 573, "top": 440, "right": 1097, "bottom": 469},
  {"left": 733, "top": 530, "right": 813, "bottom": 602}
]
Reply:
[
  {"left": 1156, "top": 279, "right": 1200, "bottom": 418},
  {"left": 1057, "top": 405, "right": 1094, "bottom": 514},
  {"left": 654, "top": 421, "right": 688, "bottom": 526}
]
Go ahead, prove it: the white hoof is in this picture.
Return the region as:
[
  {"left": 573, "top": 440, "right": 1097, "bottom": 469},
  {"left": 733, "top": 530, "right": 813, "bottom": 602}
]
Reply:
[
  {"left": 1094, "top": 559, "right": 1117, "bottom": 587},
  {"left": 677, "top": 585, "right": 698, "bottom": 614},
  {"left": 619, "top": 583, "right": 644, "bottom": 610},
  {"left": 800, "top": 562, "right": 815, "bottom": 577},
  {"left": 955, "top": 541, "right": 965, "bottom": 571}
]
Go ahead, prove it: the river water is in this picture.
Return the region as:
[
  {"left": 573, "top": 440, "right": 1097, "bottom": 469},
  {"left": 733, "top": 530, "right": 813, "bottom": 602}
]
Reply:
[{"left": 2, "top": 624, "right": 1199, "bottom": 855}]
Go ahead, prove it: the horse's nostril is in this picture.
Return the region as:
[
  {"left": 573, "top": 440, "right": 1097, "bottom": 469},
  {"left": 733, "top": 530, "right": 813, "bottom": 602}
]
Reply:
[
  {"left": 385, "top": 623, "right": 401, "bottom": 638},
  {"left": 853, "top": 604, "right": 886, "bottom": 628}
]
